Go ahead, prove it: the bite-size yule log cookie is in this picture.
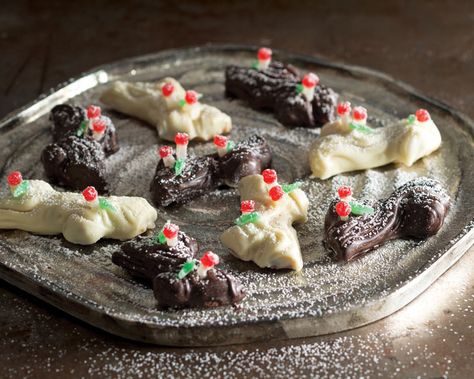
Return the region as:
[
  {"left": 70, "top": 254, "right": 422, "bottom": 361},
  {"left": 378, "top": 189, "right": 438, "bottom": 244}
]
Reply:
[
  {"left": 309, "top": 104, "right": 442, "bottom": 179},
  {"left": 100, "top": 78, "right": 232, "bottom": 141},
  {"left": 225, "top": 47, "right": 338, "bottom": 128},
  {"left": 112, "top": 221, "right": 246, "bottom": 309},
  {"left": 220, "top": 170, "right": 308, "bottom": 271},
  {"left": 0, "top": 172, "right": 157, "bottom": 245},
  {"left": 324, "top": 179, "right": 450, "bottom": 261}
]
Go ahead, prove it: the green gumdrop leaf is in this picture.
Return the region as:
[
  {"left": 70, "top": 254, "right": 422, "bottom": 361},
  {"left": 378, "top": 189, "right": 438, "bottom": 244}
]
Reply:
[
  {"left": 177, "top": 260, "right": 196, "bottom": 280},
  {"left": 174, "top": 158, "right": 186, "bottom": 176},
  {"left": 178, "top": 99, "right": 186, "bottom": 107},
  {"left": 407, "top": 114, "right": 416, "bottom": 125},
  {"left": 251, "top": 61, "right": 258, "bottom": 69},
  {"left": 154, "top": 230, "right": 167, "bottom": 244},
  {"left": 349, "top": 201, "right": 374, "bottom": 215},
  {"left": 349, "top": 122, "right": 374, "bottom": 134},
  {"left": 282, "top": 182, "right": 302, "bottom": 193},
  {"left": 296, "top": 83, "right": 303, "bottom": 94},
  {"left": 76, "top": 120, "right": 89, "bottom": 137},
  {"left": 98, "top": 197, "right": 116, "bottom": 212},
  {"left": 235, "top": 211, "right": 260, "bottom": 226},
  {"left": 226, "top": 140, "right": 235, "bottom": 153},
  {"left": 12, "top": 180, "right": 29, "bottom": 199}
]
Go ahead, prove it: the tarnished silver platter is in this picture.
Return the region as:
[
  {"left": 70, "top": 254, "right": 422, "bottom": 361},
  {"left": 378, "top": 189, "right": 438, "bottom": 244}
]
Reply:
[{"left": 0, "top": 45, "right": 473, "bottom": 346}]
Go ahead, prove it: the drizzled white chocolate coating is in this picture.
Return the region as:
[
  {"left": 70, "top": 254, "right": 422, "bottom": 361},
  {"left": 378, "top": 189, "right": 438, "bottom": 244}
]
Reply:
[
  {"left": 100, "top": 78, "right": 232, "bottom": 141},
  {"left": 0, "top": 180, "right": 157, "bottom": 245},
  {"left": 220, "top": 175, "right": 308, "bottom": 271},
  {"left": 309, "top": 116, "right": 442, "bottom": 179}
]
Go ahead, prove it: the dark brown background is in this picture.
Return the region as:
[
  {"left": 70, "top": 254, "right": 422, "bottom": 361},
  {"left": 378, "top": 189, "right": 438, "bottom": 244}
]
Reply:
[{"left": 1, "top": 1, "right": 473, "bottom": 378}]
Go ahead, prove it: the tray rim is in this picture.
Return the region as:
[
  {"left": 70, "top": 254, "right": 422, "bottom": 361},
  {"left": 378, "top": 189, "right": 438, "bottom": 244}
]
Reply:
[{"left": 0, "top": 44, "right": 473, "bottom": 346}]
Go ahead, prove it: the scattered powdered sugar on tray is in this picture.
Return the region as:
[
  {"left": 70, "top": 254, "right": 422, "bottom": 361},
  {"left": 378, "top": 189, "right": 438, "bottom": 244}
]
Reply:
[{"left": 0, "top": 50, "right": 471, "bottom": 343}]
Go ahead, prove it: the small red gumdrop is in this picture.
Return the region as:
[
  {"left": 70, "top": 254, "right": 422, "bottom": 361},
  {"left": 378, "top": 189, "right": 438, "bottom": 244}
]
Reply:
[
  {"left": 337, "top": 186, "right": 352, "bottom": 199},
  {"left": 335, "top": 201, "right": 351, "bottom": 217},
  {"left": 415, "top": 109, "right": 430, "bottom": 122},
  {"left": 258, "top": 47, "right": 272, "bottom": 61},
  {"left": 161, "top": 82, "right": 174, "bottom": 97},
  {"left": 240, "top": 200, "right": 255, "bottom": 213},
  {"left": 7, "top": 171, "right": 22, "bottom": 186},
  {"left": 352, "top": 106, "right": 367, "bottom": 121},
  {"left": 214, "top": 135, "right": 228, "bottom": 148},
  {"left": 163, "top": 223, "right": 179, "bottom": 239},
  {"left": 82, "top": 186, "right": 98, "bottom": 202},
  {"left": 302, "top": 73, "right": 319, "bottom": 88},
  {"left": 200, "top": 251, "right": 220, "bottom": 267},
  {"left": 269, "top": 185, "right": 284, "bottom": 201},
  {"left": 86, "top": 105, "right": 101, "bottom": 119},
  {"left": 92, "top": 119, "right": 107, "bottom": 133},
  {"left": 337, "top": 101, "right": 351, "bottom": 115},
  {"left": 174, "top": 132, "right": 189, "bottom": 145},
  {"left": 184, "top": 90, "right": 198, "bottom": 105},
  {"left": 262, "top": 169, "right": 277, "bottom": 184},
  {"left": 159, "top": 146, "right": 173, "bottom": 158}
]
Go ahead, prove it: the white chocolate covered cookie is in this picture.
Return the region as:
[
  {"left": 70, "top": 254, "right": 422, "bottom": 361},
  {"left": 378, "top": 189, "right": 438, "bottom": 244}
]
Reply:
[
  {"left": 309, "top": 107, "right": 442, "bottom": 179},
  {"left": 100, "top": 78, "right": 232, "bottom": 142},
  {"left": 0, "top": 179, "right": 157, "bottom": 245},
  {"left": 220, "top": 173, "right": 308, "bottom": 271}
]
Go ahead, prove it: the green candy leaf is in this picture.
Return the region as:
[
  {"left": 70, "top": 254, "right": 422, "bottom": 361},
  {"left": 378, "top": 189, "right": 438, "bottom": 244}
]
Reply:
[
  {"left": 349, "top": 201, "right": 374, "bottom": 216},
  {"left": 235, "top": 211, "right": 260, "bottom": 226},
  {"left": 154, "top": 230, "right": 167, "bottom": 244},
  {"left": 251, "top": 61, "right": 259, "bottom": 69},
  {"left": 407, "top": 114, "right": 416, "bottom": 125},
  {"left": 296, "top": 83, "right": 303, "bottom": 94},
  {"left": 174, "top": 158, "right": 186, "bottom": 176},
  {"left": 12, "top": 180, "right": 29, "bottom": 199},
  {"left": 76, "top": 120, "right": 89, "bottom": 137},
  {"left": 98, "top": 197, "right": 116, "bottom": 212},
  {"left": 226, "top": 140, "right": 235, "bottom": 153},
  {"left": 178, "top": 99, "right": 186, "bottom": 107},
  {"left": 177, "top": 260, "right": 196, "bottom": 279},
  {"left": 349, "top": 122, "right": 374, "bottom": 134},
  {"left": 282, "top": 181, "right": 302, "bottom": 193}
]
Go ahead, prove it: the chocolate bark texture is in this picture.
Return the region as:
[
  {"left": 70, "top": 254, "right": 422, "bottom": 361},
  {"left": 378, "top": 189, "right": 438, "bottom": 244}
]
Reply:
[
  {"left": 150, "top": 134, "right": 272, "bottom": 207},
  {"left": 112, "top": 232, "right": 246, "bottom": 309},
  {"left": 225, "top": 61, "right": 338, "bottom": 127},
  {"left": 324, "top": 178, "right": 450, "bottom": 261}
]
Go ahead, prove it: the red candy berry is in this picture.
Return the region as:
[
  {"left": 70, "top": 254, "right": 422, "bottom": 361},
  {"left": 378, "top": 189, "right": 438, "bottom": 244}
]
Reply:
[
  {"left": 269, "top": 185, "right": 284, "bottom": 201},
  {"left": 174, "top": 133, "right": 189, "bottom": 145},
  {"left": 262, "top": 169, "right": 277, "bottom": 184},
  {"left": 337, "top": 101, "right": 351, "bottom": 116},
  {"left": 159, "top": 146, "right": 173, "bottom": 158},
  {"left": 352, "top": 106, "right": 367, "bottom": 121},
  {"left": 258, "top": 47, "right": 272, "bottom": 61},
  {"left": 86, "top": 105, "right": 101, "bottom": 119},
  {"left": 82, "top": 186, "right": 98, "bottom": 202},
  {"left": 240, "top": 200, "right": 255, "bottom": 213},
  {"left": 415, "top": 109, "right": 430, "bottom": 122},
  {"left": 335, "top": 201, "right": 351, "bottom": 217},
  {"left": 163, "top": 223, "right": 179, "bottom": 239},
  {"left": 302, "top": 73, "right": 319, "bottom": 88},
  {"left": 161, "top": 82, "right": 174, "bottom": 97},
  {"left": 92, "top": 119, "right": 107, "bottom": 133},
  {"left": 184, "top": 90, "right": 198, "bottom": 105},
  {"left": 200, "top": 251, "right": 220, "bottom": 268},
  {"left": 214, "top": 135, "right": 228, "bottom": 148},
  {"left": 7, "top": 171, "right": 22, "bottom": 186},
  {"left": 337, "top": 186, "right": 352, "bottom": 199}
]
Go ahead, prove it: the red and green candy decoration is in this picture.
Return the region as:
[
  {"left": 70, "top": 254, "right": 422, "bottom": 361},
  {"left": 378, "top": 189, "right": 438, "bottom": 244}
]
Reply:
[
  {"left": 407, "top": 109, "right": 431, "bottom": 125},
  {"left": 82, "top": 186, "right": 116, "bottom": 212},
  {"left": 337, "top": 101, "right": 352, "bottom": 124},
  {"left": 213, "top": 135, "right": 235, "bottom": 157},
  {"left": 252, "top": 47, "right": 272, "bottom": 70},
  {"left": 161, "top": 82, "right": 174, "bottom": 97},
  {"left": 173, "top": 133, "right": 189, "bottom": 176},
  {"left": 335, "top": 185, "right": 374, "bottom": 221},
  {"left": 7, "top": 171, "right": 29, "bottom": 198},
  {"left": 196, "top": 251, "right": 220, "bottom": 279},
  {"left": 349, "top": 106, "right": 374, "bottom": 134},
  {"left": 179, "top": 90, "right": 201, "bottom": 107},
  {"left": 158, "top": 145, "right": 176, "bottom": 168},
  {"left": 235, "top": 200, "right": 260, "bottom": 226},
  {"left": 296, "top": 73, "right": 319, "bottom": 101},
  {"left": 156, "top": 221, "right": 180, "bottom": 247},
  {"left": 77, "top": 105, "right": 107, "bottom": 139}
]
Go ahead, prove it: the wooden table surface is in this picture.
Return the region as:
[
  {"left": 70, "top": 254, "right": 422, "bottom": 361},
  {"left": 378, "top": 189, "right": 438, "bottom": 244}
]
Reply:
[{"left": 1, "top": 1, "right": 473, "bottom": 378}]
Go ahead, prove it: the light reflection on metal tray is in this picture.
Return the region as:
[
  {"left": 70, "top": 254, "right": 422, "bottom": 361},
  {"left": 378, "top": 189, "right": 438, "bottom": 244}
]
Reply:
[{"left": 0, "top": 45, "right": 473, "bottom": 346}]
